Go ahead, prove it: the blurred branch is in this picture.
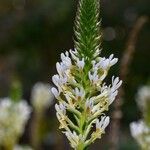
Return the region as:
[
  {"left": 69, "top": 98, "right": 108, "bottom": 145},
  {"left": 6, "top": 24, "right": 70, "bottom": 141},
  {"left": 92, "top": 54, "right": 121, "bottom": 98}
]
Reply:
[
  {"left": 120, "top": 16, "right": 149, "bottom": 81},
  {"left": 109, "top": 16, "right": 149, "bottom": 150}
]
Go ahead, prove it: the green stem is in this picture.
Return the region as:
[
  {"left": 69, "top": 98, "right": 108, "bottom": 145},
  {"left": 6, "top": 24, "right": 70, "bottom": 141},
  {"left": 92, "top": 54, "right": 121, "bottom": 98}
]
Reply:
[
  {"left": 77, "top": 111, "right": 87, "bottom": 150},
  {"left": 77, "top": 143, "right": 85, "bottom": 150},
  {"left": 31, "top": 110, "right": 43, "bottom": 150}
]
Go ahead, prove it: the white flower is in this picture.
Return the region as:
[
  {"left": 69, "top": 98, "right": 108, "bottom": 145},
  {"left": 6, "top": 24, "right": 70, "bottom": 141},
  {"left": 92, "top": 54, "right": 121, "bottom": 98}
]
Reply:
[
  {"left": 74, "top": 87, "right": 85, "bottom": 100},
  {"left": 136, "top": 86, "right": 150, "bottom": 110},
  {"left": 108, "top": 54, "right": 118, "bottom": 66},
  {"left": 61, "top": 51, "right": 72, "bottom": 69},
  {"left": 76, "top": 58, "right": 85, "bottom": 69},
  {"left": 51, "top": 87, "right": 60, "bottom": 98},
  {"left": 88, "top": 70, "right": 99, "bottom": 84},
  {"left": 64, "top": 131, "right": 79, "bottom": 148},
  {"left": 130, "top": 120, "right": 149, "bottom": 138},
  {"left": 93, "top": 54, "right": 118, "bottom": 70},
  {"left": 108, "top": 76, "right": 122, "bottom": 104},
  {"left": 55, "top": 103, "right": 66, "bottom": 120},
  {"left": 56, "top": 62, "right": 66, "bottom": 75},
  {"left": 31, "top": 82, "right": 54, "bottom": 111},
  {"left": 130, "top": 120, "right": 150, "bottom": 149},
  {"left": 55, "top": 103, "right": 66, "bottom": 114},
  {"left": 52, "top": 48, "right": 122, "bottom": 146},
  {"left": 55, "top": 102, "right": 68, "bottom": 129},
  {"left": 85, "top": 99, "right": 94, "bottom": 113},
  {"left": 91, "top": 116, "right": 110, "bottom": 141},
  {"left": 70, "top": 49, "right": 78, "bottom": 61},
  {"left": 52, "top": 74, "right": 67, "bottom": 89},
  {"left": 96, "top": 116, "right": 110, "bottom": 131},
  {"left": 0, "top": 98, "right": 31, "bottom": 147}
]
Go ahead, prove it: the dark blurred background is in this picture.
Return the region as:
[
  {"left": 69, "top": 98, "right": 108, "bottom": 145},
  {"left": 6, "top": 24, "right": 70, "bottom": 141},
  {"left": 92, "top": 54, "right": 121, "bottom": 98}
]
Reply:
[{"left": 0, "top": 0, "right": 149, "bottom": 149}]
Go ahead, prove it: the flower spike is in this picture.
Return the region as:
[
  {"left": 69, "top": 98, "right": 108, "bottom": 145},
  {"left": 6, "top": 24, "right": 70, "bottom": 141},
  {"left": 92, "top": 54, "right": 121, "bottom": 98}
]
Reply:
[{"left": 51, "top": 0, "right": 122, "bottom": 149}]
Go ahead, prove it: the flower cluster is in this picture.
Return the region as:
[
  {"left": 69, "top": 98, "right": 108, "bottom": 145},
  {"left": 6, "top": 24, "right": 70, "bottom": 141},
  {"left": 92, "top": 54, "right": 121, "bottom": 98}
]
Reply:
[
  {"left": 136, "top": 86, "right": 150, "bottom": 111},
  {"left": 31, "top": 82, "right": 54, "bottom": 112},
  {"left": 51, "top": 0, "right": 122, "bottom": 148},
  {"left": 130, "top": 120, "right": 150, "bottom": 149},
  {"left": 30, "top": 82, "right": 54, "bottom": 149},
  {"left": 0, "top": 98, "right": 31, "bottom": 149},
  {"left": 130, "top": 85, "right": 150, "bottom": 149},
  {"left": 52, "top": 49, "right": 122, "bottom": 149}
]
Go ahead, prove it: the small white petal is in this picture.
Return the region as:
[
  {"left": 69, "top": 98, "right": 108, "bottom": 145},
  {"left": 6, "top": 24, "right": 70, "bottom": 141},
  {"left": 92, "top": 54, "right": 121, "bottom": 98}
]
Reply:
[
  {"left": 70, "top": 49, "right": 78, "bottom": 60},
  {"left": 64, "top": 130, "right": 79, "bottom": 148},
  {"left": 85, "top": 99, "right": 93, "bottom": 111},
  {"left": 96, "top": 116, "right": 110, "bottom": 131},
  {"left": 55, "top": 103, "right": 66, "bottom": 115},
  {"left": 108, "top": 77, "right": 122, "bottom": 104},
  {"left": 94, "top": 54, "right": 118, "bottom": 70},
  {"left": 60, "top": 52, "right": 72, "bottom": 68},
  {"left": 51, "top": 87, "right": 60, "bottom": 98},
  {"left": 88, "top": 70, "right": 99, "bottom": 83},
  {"left": 74, "top": 87, "right": 85, "bottom": 99},
  {"left": 76, "top": 58, "right": 85, "bottom": 69},
  {"left": 56, "top": 62, "right": 64, "bottom": 75},
  {"left": 52, "top": 75, "right": 60, "bottom": 87},
  {"left": 52, "top": 74, "right": 67, "bottom": 88}
]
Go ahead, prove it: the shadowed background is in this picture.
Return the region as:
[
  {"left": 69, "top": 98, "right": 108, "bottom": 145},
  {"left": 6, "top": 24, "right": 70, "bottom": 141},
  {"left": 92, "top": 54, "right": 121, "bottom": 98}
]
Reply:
[{"left": 0, "top": 0, "right": 149, "bottom": 149}]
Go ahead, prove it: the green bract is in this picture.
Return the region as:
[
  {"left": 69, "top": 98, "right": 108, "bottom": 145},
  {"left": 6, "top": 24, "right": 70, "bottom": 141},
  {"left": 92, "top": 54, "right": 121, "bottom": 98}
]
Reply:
[{"left": 75, "top": 0, "right": 101, "bottom": 59}]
